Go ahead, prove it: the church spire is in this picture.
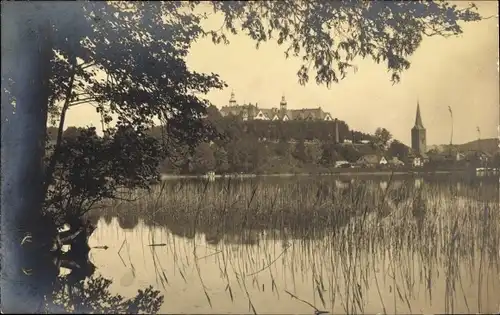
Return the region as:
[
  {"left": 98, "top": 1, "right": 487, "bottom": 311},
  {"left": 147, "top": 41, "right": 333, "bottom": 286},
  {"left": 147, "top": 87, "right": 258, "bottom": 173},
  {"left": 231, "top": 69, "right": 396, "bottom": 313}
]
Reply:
[
  {"left": 411, "top": 99, "right": 427, "bottom": 156},
  {"left": 414, "top": 101, "right": 424, "bottom": 129}
]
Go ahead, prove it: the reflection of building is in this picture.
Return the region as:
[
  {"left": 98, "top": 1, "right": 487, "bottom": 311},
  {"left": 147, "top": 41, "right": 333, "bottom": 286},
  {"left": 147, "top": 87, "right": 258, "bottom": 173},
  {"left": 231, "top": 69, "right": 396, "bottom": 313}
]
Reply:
[{"left": 220, "top": 92, "right": 333, "bottom": 121}]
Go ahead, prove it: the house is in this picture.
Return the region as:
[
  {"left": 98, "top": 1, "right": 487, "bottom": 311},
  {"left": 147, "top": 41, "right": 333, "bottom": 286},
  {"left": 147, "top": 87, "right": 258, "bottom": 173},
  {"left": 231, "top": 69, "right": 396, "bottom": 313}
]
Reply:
[
  {"left": 356, "top": 154, "right": 386, "bottom": 168},
  {"left": 408, "top": 151, "right": 428, "bottom": 167},
  {"left": 379, "top": 156, "right": 388, "bottom": 165},
  {"left": 412, "top": 156, "right": 424, "bottom": 167},
  {"left": 334, "top": 160, "right": 350, "bottom": 168},
  {"left": 219, "top": 92, "right": 334, "bottom": 122}
]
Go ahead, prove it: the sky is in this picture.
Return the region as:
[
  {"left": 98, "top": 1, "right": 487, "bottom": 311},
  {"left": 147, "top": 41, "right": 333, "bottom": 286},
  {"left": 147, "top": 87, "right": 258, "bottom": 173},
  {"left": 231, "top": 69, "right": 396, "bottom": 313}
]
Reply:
[{"left": 65, "top": 1, "right": 499, "bottom": 146}]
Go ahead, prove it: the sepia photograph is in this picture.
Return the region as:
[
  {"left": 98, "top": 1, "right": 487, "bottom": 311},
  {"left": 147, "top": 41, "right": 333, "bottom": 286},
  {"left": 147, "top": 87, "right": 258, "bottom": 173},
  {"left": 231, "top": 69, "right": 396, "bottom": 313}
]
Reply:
[{"left": 1, "top": 1, "right": 499, "bottom": 314}]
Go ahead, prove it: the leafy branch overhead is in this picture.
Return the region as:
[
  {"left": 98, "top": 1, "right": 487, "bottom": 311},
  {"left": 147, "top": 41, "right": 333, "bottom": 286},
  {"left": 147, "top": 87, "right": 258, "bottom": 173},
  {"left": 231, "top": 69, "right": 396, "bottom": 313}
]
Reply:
[
  {"left": 207, "top": 1, "right": 482, "bottom": 85},
  {"left": 8, "top": 1, "right": 482, "bottom": 123},
  {"left": 4, "top": 1, "right": 482, "bottom": 139}
]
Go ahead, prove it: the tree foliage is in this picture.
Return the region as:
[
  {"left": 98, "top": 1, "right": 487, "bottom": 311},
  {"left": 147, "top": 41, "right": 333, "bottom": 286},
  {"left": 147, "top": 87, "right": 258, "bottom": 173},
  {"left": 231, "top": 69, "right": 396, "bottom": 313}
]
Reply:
[
  {"left": 45, "top": 126, "right": 164, "bottom": 226},
  {"left": 62, "top": 126, "right": 83, "bottom": 139},
  {"left": 208, "top": 1, "right": 481, "bottom": 85},
  {"left": 492, "top": 152, "right": 500, "bottom": 168},
  {"left": 388, "top": 140, "right": 410, "bottom": 160},
  {"left": 374, "top": 127, "right": 393, "bottom": 150},
  {"left": 142, "top": 118, "right": 379, "bottom": 174},
  {"left": 191, "top": 142, "right": 216, "bottom": 173}
]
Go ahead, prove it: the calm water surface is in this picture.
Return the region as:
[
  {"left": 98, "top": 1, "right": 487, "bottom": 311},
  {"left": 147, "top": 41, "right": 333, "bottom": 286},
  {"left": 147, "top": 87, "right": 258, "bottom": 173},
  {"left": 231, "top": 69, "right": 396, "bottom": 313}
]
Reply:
[{"left": 87, "top": 176, "right": 500, "bottom": 314}]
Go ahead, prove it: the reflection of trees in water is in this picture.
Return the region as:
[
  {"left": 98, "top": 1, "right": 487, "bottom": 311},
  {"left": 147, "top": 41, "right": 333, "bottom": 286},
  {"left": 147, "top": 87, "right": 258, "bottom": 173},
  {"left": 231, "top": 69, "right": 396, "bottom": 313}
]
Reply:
[
  {"left": 48, "top": 275, "right": 163, "bottom": 313},
  {"left": 135, "top": 205, "right": 356, "bottom": 243},
  {"left": 204, "top": 228, "right": 261, "bottom": 246},
  {"left": 337, "top": 181, "right": 374, "bottom": 207},
  {"left": 103, "top": 213, "right": 113, "bottom": 225},
  {"left": 386, "top": 180, "right": 414, "bottom": 206},
  {"left": 427, "top": 176, "right": 499, "bottom": 202},
  {"left": 95, "top": 176, "right": 498, "bottom": 246},
  {"left": 143, "top": 212, "right": 196, "bottom": 239},
  {"left": 204, "top": 229, "right": 222, "bottom": 245},
  {"left": 23, "top": 226, "right": 165, "bottom": 313},
  {"left": 411, "top": 188, "right": 427, "bottom": 235},
  {"left": 168, "top": 223, "right": 196, "bottom": 239},
  {"left": 45, "top": 269, "right": 163, "bottom": 313},
  {"left": 86, "top": 212, "right": 101, "bottom": 227},
  {"left": 83, "top": 177, "right": 499, "bottom": 314},
  {"left": 118, "top": 214, "right": 139, "bottom": 230}
]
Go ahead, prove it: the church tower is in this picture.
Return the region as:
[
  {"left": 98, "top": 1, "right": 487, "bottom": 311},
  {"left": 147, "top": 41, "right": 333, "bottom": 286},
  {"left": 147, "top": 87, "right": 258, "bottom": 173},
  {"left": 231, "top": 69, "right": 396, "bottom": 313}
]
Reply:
[
  {"left": 280, "top": 94, "right": 287, "bottom": 112},
  {"left": 411, "top": 101, "right": 427, "bottom": 155}
]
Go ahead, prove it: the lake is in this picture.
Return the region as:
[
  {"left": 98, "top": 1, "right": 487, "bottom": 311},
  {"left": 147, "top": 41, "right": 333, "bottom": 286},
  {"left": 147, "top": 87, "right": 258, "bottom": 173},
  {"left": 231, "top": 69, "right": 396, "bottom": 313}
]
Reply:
[{"left": 83, "top": 175, "right": 499, "bottom": 314}]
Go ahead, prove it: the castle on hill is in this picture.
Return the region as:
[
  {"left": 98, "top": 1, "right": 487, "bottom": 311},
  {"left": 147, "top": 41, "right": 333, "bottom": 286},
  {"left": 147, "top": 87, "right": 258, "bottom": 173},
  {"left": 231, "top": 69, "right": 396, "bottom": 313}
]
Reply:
[{"left": 219, "top": 92, "right": 334, "bottom": 121}]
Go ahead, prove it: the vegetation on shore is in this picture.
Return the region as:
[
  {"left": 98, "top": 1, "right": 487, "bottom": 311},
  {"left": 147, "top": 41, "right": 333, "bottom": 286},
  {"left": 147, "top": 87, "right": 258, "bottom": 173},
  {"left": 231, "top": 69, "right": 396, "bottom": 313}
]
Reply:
[{"left": 51, "top": 122, "right": 500, "bottom": 177}]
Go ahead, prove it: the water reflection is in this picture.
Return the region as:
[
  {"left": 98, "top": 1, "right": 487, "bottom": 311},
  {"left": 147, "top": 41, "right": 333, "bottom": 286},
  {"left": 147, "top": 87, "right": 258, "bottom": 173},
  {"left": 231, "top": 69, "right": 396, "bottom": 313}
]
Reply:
[
  {"left": 118, "top": 215, "right": 140, "bottom": 230},
  {"left": 88, "top": 176, "right": 499, "bottom": 314},
  {"left": 48, "top": 271, "right": 163, "bottom": 313},
  {"left": 7, "top": 233, "right": 166, "bottom": 313},
  {"left": 103, "top": 213, "right": 113, "bottom": 226}
]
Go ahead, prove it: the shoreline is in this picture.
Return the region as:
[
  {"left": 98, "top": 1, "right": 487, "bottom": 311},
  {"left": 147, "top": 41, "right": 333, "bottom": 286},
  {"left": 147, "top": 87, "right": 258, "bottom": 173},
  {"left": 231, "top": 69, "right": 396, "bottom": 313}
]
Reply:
[{"left": 159, "top": 169, "right": 487, "bottom": 180}]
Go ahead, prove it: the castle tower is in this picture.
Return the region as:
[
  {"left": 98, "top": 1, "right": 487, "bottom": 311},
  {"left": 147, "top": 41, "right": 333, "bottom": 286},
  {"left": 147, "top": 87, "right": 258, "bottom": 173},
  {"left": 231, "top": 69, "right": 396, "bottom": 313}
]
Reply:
[
  {"left": 411, "top": 101, "right": 427, "bottom": 155},
  {"left": 280, "top": 94, "right": 287, "bottom": 111},
  {"left": 229, "top": 91, "right": 237, "bottom": 107}
]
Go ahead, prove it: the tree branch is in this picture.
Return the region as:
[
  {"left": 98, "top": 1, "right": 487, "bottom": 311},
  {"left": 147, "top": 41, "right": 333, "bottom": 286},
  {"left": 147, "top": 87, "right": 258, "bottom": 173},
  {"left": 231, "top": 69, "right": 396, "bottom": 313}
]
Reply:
[
  {"left": 79, "top": 62, "right": 96, "bottom": 71},
  {"left": 68, "top": 98, "right": 98, "bottom": 107},
  {"left": 43, "top": 55, "right": 78, "bottom": 196}
]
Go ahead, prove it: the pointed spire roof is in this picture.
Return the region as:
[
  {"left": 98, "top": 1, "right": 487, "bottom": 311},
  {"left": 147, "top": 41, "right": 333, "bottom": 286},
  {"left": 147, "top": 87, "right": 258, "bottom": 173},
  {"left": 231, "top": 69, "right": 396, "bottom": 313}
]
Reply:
[{"left": 413, "top": 100, "right": 425, "bottom": 129}]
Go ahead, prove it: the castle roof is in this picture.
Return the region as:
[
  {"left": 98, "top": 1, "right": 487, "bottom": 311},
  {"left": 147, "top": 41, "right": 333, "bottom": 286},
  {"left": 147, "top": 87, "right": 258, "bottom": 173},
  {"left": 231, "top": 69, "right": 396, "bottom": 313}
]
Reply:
[
  {"left": 220, "top": 92, "right": 332, "bottom": 121},
  {"left": 220, "top": 105, "right": 332, "bottom": 121}
]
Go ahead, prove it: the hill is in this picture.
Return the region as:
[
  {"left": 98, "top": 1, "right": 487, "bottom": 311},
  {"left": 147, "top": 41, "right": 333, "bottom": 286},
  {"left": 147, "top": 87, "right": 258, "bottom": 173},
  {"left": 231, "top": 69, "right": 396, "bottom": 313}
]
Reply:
[
  {"left": 455, "top": 138, "right": 499, "bottom": 154},
  {"left": 430, "top": 138, "right": 499, "bottom": 155}
]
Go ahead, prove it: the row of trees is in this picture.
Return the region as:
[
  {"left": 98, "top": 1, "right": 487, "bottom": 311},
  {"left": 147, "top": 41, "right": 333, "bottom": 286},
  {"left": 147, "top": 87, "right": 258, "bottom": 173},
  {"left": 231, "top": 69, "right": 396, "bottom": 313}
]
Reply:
[
  {"left": 158, "top": 112, "right": 410, "bottom": 174},
  {"left": 50, "top": 118, "right": 410, "bottom": 175},
  {"left": 163, "top": 125, "right": 413, "bottom": 174}
]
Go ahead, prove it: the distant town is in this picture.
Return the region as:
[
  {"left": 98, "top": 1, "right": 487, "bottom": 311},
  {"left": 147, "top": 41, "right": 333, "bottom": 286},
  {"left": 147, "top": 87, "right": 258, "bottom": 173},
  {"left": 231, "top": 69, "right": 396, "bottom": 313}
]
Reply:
[
  {"left": 211, "top": 92, "right": 500, "bottom": 174},
  {"left": 50, "top": 92, "right": 500, "bottom": 177}
]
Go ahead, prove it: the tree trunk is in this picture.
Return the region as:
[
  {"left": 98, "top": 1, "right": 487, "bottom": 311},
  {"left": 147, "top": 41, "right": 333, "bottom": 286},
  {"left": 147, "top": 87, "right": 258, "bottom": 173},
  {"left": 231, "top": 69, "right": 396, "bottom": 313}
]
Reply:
[{"left": 1, "top": 4, "right": 54, "bottom": 313}]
